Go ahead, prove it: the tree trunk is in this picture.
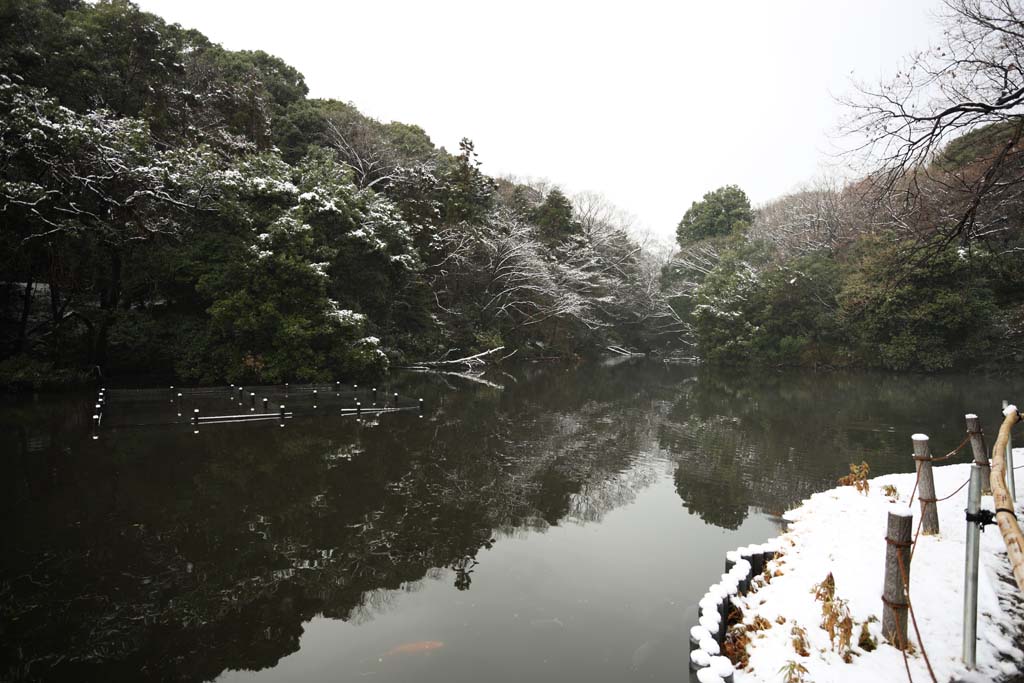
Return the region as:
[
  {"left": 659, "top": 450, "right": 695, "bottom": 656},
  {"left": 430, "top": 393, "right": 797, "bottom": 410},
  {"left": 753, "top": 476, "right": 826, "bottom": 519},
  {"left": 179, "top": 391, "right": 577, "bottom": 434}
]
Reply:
[
  {"left": 15, "top": 276, "right": 34, "bottom": 353},
  {"left": 93, "top": 249, "right": 123, "bottom": 368}
]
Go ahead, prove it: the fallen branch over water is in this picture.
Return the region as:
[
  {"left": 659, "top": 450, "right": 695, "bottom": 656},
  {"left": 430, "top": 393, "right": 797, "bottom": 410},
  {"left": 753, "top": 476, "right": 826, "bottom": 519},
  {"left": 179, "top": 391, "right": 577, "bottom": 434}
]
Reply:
[
  {"left": 404, "top": 368, "right": 504, "bottom": 389},
  {"left": 416, "top": 346, "right": 505, "bottom": 369}
]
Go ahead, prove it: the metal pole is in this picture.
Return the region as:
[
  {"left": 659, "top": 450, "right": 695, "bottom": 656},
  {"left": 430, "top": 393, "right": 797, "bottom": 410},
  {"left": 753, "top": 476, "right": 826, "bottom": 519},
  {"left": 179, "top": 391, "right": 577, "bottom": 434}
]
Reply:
[{"left": 963, "top": 464, "right": 982, "bottom": 668}]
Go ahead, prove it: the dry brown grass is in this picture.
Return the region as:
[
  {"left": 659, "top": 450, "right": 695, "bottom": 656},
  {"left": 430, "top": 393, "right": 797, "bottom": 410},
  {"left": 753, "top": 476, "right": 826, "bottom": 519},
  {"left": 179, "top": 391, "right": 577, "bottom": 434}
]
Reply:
[
  {"left": 723, "top": 624, "right": 751, "bottom": 669},
  {"left": 791, "top": 624, "right": 810, "bottom": 657},
  {"left": 837, "top": 461, "right": 871, "bottom": 494}
]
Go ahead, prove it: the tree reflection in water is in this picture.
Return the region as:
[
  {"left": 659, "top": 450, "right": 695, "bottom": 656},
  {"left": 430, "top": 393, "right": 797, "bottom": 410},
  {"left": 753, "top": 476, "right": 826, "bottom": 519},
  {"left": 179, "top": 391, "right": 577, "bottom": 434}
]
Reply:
[{"left": 1, "top": 364, "right": 1020, "bottom": 680}]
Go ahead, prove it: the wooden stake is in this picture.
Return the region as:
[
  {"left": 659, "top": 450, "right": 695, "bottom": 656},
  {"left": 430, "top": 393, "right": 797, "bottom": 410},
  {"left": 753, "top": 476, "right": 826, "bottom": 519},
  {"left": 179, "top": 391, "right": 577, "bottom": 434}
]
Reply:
[
  {"left": 990, "top": 407, "right": 1024, "bottom": 593},
  {"left": 882, "top": 510, "right": 913, "bottom": 648},
  {"left": 965, "top": 414, "right": 991, "bottom": 495},
  {"left": 913, "top": 434, "right": 940, "bottom": 535}
]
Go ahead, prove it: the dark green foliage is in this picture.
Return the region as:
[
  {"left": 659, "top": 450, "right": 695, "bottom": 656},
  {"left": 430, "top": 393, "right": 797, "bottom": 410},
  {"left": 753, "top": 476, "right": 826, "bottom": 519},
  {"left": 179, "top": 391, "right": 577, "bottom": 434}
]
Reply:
[
  {"left": 437, "top": 138, "right": 496, "bottom": 224},
  {"left": 688, "top": 239, "right": 772, "bottom": 365},
  {"left": 530, "top": 188, "right": 579, "bottom": 244},
  {"left": 936, "top": 121, "right": 1021, "bottom": 171},
  {"left": 757, "top": 252, "right": 845, "bottom": 367},
  {"left": 838, "top": 239, "right": 997, "bottom": 371},
  {"left": 672, "top": 231, "right": 1006, "bottom": 371},
  {"left": 676, "top": 185, "right": 753, "bottom": 245},
  {"left": 0, "top": 2, "right": 672, "bottom": 387},
  {"left": 7, "top": 0, "right": 1010, "bottom": 386}
]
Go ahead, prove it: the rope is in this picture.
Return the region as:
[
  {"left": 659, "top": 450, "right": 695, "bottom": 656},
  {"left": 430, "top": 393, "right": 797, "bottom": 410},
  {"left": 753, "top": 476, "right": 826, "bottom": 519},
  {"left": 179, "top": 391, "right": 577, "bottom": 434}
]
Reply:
[
  {"left": 897, "top": 549, "right": 939, "bottom": 683},
  {"left": 881, "top": 594, "right": 909, "bottom": 609},
  {"left": 882, "top": 431, "right": 997, "bottom": 683},
  {"left": 909, "top": 513, "right": 926, "bottom": 563},
  {"left": 890, "top": 571, "right": 914, "bottom": 683},
  {"left": 903, "top": 433, "right": 976, "bottom": 560},
  {"left": 908, "top": 476, "right": 970, "bottom": 560},
  {"left": 935, "top": 477, "right": 971, "bottom": 503},
  {"left": 907, "top": 434, "right": 972, "bottom": 504},
  {"left": 885, "top": 536, "right": 913, "bottom": 549},
  {"left": 895, "top": 432, "right": 981, "bottom": 683}
]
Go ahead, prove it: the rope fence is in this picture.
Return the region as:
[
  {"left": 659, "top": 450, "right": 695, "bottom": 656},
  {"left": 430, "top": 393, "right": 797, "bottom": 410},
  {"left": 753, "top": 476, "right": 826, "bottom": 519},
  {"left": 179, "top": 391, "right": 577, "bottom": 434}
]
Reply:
[{"left": 888, "top": 405, "right": 1023, "bottom": 683}]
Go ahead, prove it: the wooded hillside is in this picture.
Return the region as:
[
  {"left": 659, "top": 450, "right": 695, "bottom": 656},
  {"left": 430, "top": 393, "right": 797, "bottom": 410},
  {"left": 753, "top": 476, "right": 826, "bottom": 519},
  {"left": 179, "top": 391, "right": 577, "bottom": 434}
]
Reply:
[{"left": 0, "top": 0, "right": 680, "bottom": 387}]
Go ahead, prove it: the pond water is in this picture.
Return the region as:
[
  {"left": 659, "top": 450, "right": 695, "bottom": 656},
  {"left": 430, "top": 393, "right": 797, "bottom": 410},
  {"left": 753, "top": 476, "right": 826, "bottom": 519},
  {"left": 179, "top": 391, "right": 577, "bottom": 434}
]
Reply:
[{"left": 2, "top": 361, "right": 1022, "bottom": 682}]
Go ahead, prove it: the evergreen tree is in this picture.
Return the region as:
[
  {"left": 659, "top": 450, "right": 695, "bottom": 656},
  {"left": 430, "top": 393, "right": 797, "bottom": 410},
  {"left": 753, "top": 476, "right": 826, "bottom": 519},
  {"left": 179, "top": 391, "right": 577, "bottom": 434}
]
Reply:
[
  {"left": 530, "top": 188, "right": 579, "bottom": 244},
  {"left": 676, "top": 185, "right": 753, "bottom": 246}
]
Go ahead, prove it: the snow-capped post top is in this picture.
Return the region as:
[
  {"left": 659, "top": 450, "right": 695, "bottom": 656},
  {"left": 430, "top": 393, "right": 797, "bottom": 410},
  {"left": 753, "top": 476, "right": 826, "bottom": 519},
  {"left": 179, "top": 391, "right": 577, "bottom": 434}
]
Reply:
[
  {"left": 1004, "top": 404, "right": 1019, "bottom": 417},
  {"left": 965, "top": 413, "right": 978, "bottom": 419},
  {"left": 912, "top": 433, "right": 929, "bottom": 442}
]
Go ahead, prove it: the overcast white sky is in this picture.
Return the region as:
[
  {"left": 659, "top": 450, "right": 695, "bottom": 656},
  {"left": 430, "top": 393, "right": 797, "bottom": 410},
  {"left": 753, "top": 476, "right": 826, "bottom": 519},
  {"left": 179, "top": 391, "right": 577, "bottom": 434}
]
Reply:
[{"left": 136, "top": 0, "right": 944, "bottom": 239}]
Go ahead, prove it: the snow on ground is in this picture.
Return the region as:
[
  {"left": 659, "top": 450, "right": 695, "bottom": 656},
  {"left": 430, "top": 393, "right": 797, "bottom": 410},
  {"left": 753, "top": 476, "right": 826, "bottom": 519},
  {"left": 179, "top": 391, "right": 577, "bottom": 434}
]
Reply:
[{"left": 733, "top": 457, "right": 1024, "bottom": 683}]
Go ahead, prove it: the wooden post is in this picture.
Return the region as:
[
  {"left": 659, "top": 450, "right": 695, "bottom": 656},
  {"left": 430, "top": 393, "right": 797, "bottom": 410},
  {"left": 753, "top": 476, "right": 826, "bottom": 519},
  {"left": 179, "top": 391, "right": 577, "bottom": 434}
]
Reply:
[
  {"left": 262, "top": 397, "right": 269, "bottom": 412},
  {"left": 990, "top": 406, "right": 1024, "bottom": 592},
  {"left": 965, "top": 414, "right": 991, "bottom": 495},
  {"left": 913, "top": 434, "right": 940, "bottom": 535},
  {"left": 882, "top": 509, "right": 913, "bottom": 649},
  {"left": 393, "top": 392, "right": 399, "bottom": 408}
]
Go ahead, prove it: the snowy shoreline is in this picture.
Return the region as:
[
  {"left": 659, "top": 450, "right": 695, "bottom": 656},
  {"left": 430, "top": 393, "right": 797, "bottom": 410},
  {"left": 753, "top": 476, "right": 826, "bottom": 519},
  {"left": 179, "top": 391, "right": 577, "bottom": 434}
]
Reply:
[{"left": 691, "top": 456, "right": 1024, "bottom": 683}]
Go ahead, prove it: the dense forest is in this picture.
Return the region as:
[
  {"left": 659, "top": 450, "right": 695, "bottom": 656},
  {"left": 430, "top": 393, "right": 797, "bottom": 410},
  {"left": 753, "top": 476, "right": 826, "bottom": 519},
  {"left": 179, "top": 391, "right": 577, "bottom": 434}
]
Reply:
[
  {"left": 0, "top": 0, "right": 679, "bottom": 388},
  {"left": 1, "top": 0, "right": 1023, "bottom": 388}
]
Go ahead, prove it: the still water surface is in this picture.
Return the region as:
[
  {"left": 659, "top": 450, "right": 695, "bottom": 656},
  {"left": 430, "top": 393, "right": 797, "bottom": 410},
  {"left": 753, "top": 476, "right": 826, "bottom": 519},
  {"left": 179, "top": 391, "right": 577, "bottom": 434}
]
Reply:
[{"left": 3, "top": 361, "right": 1022, "bottom": 682}]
